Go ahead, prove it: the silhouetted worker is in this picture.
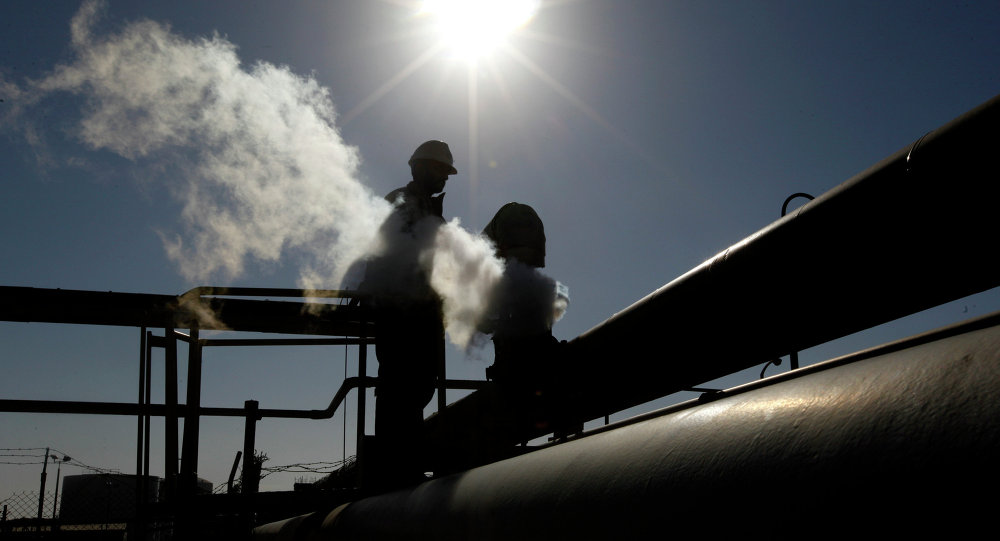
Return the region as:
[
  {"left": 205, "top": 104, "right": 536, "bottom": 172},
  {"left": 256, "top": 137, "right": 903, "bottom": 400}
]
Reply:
[
  {"left": 480, "top": 202, "right": 572, "bottom": 437},
  {"left": 359, "top": 139, "right": 457, "bottom": 488}
]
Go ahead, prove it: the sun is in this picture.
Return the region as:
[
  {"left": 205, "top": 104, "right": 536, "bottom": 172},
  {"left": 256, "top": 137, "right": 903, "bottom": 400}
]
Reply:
[{"left": 420, "top": 0, "right": 540, "bottom": 60}]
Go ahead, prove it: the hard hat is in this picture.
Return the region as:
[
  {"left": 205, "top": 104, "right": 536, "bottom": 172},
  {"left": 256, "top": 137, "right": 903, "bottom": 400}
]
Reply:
[
  {"left": 483, "top": 202, "right": 546, "bottom": 267},
  {"left": 409, "top": 140, "right": 458, "bottom": 174}
]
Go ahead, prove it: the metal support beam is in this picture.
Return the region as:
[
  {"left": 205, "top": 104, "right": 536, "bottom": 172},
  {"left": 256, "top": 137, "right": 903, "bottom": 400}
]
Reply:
[
  {"left": 143, "top": 331, "right": 152, "bottom": 480},
  {"left": 357, "top": 329, "right": 368, "bottom": 452},
  {"left": 164, "top": 327, "right": 179, "bottom": 491},
  {"left": 180, "top": 326, "right": 202, "bottom": 496},
  {"left": 135, "top": 327, "right": 147, "bottom": 540},
  {"left": 242, "top": 400, "right": 260, "bottom": 531}
]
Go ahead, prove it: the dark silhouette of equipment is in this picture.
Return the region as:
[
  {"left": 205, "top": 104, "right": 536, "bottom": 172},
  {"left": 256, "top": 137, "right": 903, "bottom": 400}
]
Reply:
[{"left": 2, "top": 93, "right": 999, "bottom": 537}]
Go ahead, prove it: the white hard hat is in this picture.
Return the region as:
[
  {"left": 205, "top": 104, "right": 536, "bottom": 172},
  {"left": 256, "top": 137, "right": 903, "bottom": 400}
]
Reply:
[{"left": 409, "top": 140, "right": 457, "bottom": 174}]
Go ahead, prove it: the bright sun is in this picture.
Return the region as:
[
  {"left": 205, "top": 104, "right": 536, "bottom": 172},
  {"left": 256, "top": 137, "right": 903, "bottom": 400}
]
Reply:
[{"left": 421, "top": 0, "right": 540, "bottom": 60}]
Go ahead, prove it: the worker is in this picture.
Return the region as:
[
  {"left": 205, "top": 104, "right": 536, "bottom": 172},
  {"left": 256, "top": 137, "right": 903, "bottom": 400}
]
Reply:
[
  {"left": 359, "top": 139, "right": 457, "bottom": 488},
  {"left": 480, "top": 202, "right": 572, "bottom": 437}
]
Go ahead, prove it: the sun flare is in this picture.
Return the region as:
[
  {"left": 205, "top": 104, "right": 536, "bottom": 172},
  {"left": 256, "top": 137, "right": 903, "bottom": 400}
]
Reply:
[{"left": 421, "top": 0, "right": 540, "bottom": 60}]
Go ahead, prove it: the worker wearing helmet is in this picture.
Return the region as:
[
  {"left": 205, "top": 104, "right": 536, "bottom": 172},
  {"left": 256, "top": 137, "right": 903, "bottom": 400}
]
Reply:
[
  {"left": 360, "top": 140, "right": 457, "bottom": 489},
  {"left": 480, "top": 203, "right": 574, "bottom": 439}
]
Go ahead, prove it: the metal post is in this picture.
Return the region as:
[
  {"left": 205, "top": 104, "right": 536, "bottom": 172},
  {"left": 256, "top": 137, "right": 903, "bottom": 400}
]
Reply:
[
  {"left": 228, "top": 451, "right": 243, "bottom": 494},
  {"left": 343, "top": 347, "right": 348, "bottom": 462},
  {"left": 136, "top": 326, "right": 146, "bottom": 534},
  {"left": 36, "top": 447, "right": 49, "bottom": 523},
  {"left": 437, "top": 335, "right": 447, "bottom": 414},
  {"left": 180, "top": 326, "right": 202, "bottom": 496},
  {"left": 52, "top": 457, "right": 66, "bottom": 525},
  {"left": 357, "top": 333, "right": 367, "bottom": 453},
  {"left": 144, "top": 331, "right": 152, "bottom": 480},
  {"left": 356, "top": 306, "right": 369, "bottom": 458},
  {"left": 164, "top": 327, "right": 178, "bottom": 496},
  {"left": 242, "top": 400, "right": 260, "bottom": 532},
  {"left": 242, "top": 401, "right": 260, "bottom": 494}
]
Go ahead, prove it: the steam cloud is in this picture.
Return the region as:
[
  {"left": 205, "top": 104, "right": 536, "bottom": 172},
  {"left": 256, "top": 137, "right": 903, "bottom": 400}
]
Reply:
[
  {"left": 3, "top": 0, "right": 563, "bottom": 349},
  {"left": 15, "top": 0, "right": 388, "bottom": 287},
  {"left": 430, "top": 221, "right": 506, "bottom": 348}
]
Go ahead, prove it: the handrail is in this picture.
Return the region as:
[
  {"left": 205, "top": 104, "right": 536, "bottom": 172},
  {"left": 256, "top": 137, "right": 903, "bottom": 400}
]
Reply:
[
  {"left": 0, "top": 378, "right": 489, "bottom": 420},
  {"left": 180, "top": 286, "right": 362, "bottom": 299}
]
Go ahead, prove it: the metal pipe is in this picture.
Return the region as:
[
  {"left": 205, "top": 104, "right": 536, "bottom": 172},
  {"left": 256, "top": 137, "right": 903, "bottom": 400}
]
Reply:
[
  {"left": 180, "top": 286, "right": 358, "bottom": 299},
  {"left": 199, "top": 338, "right": 369, "bottom": 347},
  {"left": 562, "top": 92, "right": 1000, "bottom": 424},
  {"left": 0, "top": 378, "right": 484, "bottom": 419},
  {"left": 0, "top": 286, "right": 374, "bottom": 336},
  {"left": 255, "top": 315, "right": 1000, "bottom": 539}
]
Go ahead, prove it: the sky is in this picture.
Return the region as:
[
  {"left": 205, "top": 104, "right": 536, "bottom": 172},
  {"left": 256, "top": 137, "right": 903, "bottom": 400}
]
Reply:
[{"left": 2, "top": 0, "right": 999, "bottom": 502}]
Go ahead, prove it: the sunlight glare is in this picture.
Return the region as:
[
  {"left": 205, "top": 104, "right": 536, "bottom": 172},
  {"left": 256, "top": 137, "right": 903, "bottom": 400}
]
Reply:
[{"left": 421, "top": 0, "right": 540, "bottom": 60}]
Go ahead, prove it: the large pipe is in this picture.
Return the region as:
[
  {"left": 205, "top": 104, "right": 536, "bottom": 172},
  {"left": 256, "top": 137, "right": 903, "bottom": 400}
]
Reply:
[
  {"left": 562, "top": 92, "right": 1000, "bottom": 422},
  {"left": 255, "top": 312, "right": 1000, "bottom": 539}
]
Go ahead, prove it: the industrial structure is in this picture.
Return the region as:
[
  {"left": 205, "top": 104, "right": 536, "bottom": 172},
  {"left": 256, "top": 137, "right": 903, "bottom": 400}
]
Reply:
[{"left": 2, "top": 92, "right": 999, "bottom": 538}]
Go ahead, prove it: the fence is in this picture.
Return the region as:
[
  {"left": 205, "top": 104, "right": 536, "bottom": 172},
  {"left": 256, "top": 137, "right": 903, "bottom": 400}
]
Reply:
[{"left": 1, "top": 485, "right": 155, "bottom": 539}]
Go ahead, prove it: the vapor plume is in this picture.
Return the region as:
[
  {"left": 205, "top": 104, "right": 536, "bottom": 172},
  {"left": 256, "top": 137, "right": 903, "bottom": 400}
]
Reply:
[
  {"left": 430, "top": 220, "right": 506, "bottom": 348},
  {"left": 22, "top": 0, "right": 388, "bottom": 286}
]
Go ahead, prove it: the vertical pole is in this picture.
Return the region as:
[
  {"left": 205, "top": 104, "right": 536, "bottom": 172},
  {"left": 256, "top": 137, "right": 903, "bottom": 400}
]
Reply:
[
  {"left": 242, "top": 400, "right": 259, "bottom": 533},
  {"left": 52, "top": 461, "right": 62, "bottom": 522},
  {"left": 343, "top": 347, "right": 348, "bottom": 462},
  {"left": 790, "top": 351, "right": 800, "bottom": 371},
  {"left": 37, "top": 447, "right": 49, "bottom": 523},
  {"left": 356, "top": 306, "right": 370, "bottom": 459},
  {"left": 144, "top": 331, "right": 152, "bottom": 480},
  {"left": 357, "top": 331, "right": 367, "bottom": 454},
  {"left": 136, "top": 326, "right": 146, "bottom": 536},
  {"left": 436, "top": 335, "right": 446, "bottom": 413},
  {"left": 164, "top": 326, "right": 179, "bottom": 498},
  {"left": 227, "top": 451, "right": 243, "bottom": 494},
  {"left": 180, "top": 326, "right": 202, "bottom": 496},
  {"left": 241, "top": 401, "right": 259, "bottom": 494}
]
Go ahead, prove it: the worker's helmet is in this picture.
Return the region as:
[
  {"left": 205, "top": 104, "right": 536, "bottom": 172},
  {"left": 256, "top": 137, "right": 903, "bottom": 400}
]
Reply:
[
  {"left": 483, "top": 202, "right": 546, "bottom": 268},
  {"left": 409, "top": 140, "right": 458, "bottom": 174}
]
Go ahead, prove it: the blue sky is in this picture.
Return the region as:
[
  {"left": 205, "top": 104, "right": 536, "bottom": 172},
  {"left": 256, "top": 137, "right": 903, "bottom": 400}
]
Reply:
[{"left": 2, "top": 0, "right": 999, "bottom": 498}]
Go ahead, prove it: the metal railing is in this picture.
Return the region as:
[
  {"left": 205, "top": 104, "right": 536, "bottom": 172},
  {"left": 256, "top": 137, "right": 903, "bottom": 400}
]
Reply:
[{"left": 0, "top": 286, "right": 488, "bottom": 536}]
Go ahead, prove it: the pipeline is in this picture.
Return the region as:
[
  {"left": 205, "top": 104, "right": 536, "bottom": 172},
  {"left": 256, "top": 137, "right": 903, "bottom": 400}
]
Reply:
[
  {"left": 561, "top": 92, "right": 1000, "bottom": 422},
  {"left": 255, "top": 312, "right": 1000, "bottom": 538}
]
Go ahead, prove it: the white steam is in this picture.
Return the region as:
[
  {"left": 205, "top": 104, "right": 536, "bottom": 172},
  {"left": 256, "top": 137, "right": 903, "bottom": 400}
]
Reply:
[
  {"left": 29, "top": 0, "right": 388, "bottom": 285},
  {"left": 430, "top": 220, "right": 506, "bottom": 348}
]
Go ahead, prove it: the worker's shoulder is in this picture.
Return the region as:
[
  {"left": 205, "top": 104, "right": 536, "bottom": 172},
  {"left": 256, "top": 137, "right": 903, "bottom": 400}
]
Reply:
[
  {"left": 385, "top": 187, "right": 404, "bottom": 204},
  {"left": 385, "top": 183, "right": 415, "bottom": 206}
]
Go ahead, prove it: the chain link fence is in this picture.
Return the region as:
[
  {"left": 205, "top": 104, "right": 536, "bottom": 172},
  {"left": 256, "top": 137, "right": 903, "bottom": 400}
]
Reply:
[{"left": 1, "top": 475, "right": 169, "bottom": 539}]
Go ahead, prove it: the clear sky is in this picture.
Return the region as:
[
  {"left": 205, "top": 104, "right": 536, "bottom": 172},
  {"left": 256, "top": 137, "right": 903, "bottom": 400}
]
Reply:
[{"left": 2, "top": 0, "right": 999, "bottom": 500}]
